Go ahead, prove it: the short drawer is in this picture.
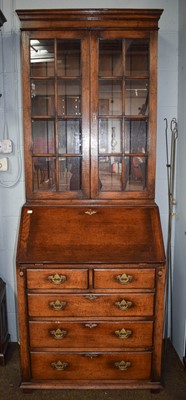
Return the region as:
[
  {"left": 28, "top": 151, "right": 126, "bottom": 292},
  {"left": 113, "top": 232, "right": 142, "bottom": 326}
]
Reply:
[
  {"left": 29, "top": 321, "right": 153, "bottom": 349},
  {"left": 30, "top": 351, "right": 152, "bottom": 380},
  {"left": 27, "top": 269, "right": 88, "bottom": 289},
  {"left": 28, "top": 293, "right": 154, "bottom": 317},
  {"left": 94, "top": 269, "right": 155, "bottom": 289}
]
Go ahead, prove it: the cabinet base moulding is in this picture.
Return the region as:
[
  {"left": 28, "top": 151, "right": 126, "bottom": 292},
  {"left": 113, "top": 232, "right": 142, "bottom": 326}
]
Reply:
[{"left": 20, "top": 381, "right": 163, "bottom": 391}]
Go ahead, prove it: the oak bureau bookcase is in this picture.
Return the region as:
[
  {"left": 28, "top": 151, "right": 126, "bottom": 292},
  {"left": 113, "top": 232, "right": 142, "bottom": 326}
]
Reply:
[{"left": 16, "top": 9, "right": 165, "bottom": 392}]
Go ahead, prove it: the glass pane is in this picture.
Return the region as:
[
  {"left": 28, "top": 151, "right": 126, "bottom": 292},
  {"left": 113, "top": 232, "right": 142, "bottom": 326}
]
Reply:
[
  {"left": 99, "top": 40, "right": 122, "bottom": 76},
  {"left": 99, "top": 80, "right": 122, "bottom": 115},
  {"left": 32, "top": 120, "right": 55, "bottom": 154},
  {"left": 125, "top": 120, "right": 147, "bottom": 154},
  {"left": 99, "top": 119, "right": 122, "bottom": 154},
  {"left": 125, "top": 79, "right": 148, "bottom": 116},
  {"left": 58, "top": 120, "right": 81, "bottom": 154},
  {"left": 126, "top": 39, "right": 149, "bottom": 76},
  {"left": 57, "top": 40, "right": 81, "bottom": 76},
  {"left": 33, "top": 157, "right": 56, "bottom": 192},
  {"left": 30, "top": 39, "right": 54, "bottom": 77},
  {"left": 31, "top": 79, "right": 55, "bottom": 116},
  {"left": 58, "top": 80, "right": 81, "bottom": 116},
  {"left": 125, "top": 156, "right": 146, "bottom": 191},
  {"left": 59, "top": 157, "right": 81, "bottom": 192},
  {"left": 99, "top": 156, "right": 122, "bottom": 191}
]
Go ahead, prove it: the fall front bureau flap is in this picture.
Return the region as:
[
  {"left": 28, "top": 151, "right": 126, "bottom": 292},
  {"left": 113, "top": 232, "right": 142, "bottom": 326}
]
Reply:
[{"left": 16, "top": 205, "right": 165, "bottom": 264}]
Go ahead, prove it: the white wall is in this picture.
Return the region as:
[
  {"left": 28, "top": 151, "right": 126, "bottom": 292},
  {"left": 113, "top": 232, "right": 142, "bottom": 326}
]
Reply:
[
  {"left": 0, "top": 0, "right": 178, "bottom": 343},
  {"left": 172, "top": 0, "right": 186, "bottom": 361},
  {"left": 0, "top": 0, "right": 25, "bottom": 340}
]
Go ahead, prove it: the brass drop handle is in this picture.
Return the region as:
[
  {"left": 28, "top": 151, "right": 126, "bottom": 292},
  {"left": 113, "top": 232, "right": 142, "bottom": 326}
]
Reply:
[
  {"left": 51, "top": 361, "right": 68, "bottom": 371},
  {"left": 114, "top": 360, "right": 131, "bottom": 371},
  {"left": 115, "top": 299, "right": 133, "bottom": 310},
  {"left": 50, "top": 328, "right": 67, "bottom": 339},
  {"left": 115, "top": 273, "right": 133, "bottom": 285},
  {"left": 49, "top": 300, "right": 67, "bottom": 311},
  {"left": 115, "top": 328, "right": 132, "bottom": 339},
  {"left": 48, "top": 273, "right": 67, "bottom": 285}
]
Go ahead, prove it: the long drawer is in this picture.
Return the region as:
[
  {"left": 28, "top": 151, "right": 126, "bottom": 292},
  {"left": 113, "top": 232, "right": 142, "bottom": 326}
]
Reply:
[
  {"left": 29, "top": 321, "right": 153, "bottom": 348},
  {"left": 30, "top": 351, "right": 152, "bottom": 380},
  {"left": 28, "top": 293, "right": 154, "bottom": 317}
]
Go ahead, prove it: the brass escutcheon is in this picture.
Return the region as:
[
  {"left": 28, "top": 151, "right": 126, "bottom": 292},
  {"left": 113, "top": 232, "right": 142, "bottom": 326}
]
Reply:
[
  {"left": 85, "top": 323, "right": 98, "bottom": 328},
  {"left": 114, "top": 360, "right": 131, "bottom": 371},
  {"left": 48, "top": 274, "right": 67, "bottom": 285},
  {"left": 84, "top": 353, "right": 99, "bottom": 358},
  {"left": 115, "top": 299, "right": 133, "bottom": 311},
  {"left": 85, "top": 209, "right": 97, "bottom": 216},
  {"left": 115, "top": 273, "right": 133, "bottom": 285},
  {"left": 84, "top": 294, "right": 98, "bottom": 301}
]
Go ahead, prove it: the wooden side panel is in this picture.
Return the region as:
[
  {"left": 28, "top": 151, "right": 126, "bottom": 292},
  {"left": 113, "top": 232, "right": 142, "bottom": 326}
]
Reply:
[
  {"left": 16, "top": 267, "right": 31, "bottom": 381},
  {"left": 152, "top": 266, "right": 166, "bottom": 381}
]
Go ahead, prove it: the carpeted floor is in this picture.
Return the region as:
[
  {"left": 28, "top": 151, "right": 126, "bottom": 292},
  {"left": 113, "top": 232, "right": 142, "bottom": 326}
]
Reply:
[{"left": 0, "top": 341, "right": 186, "bottom": 399}]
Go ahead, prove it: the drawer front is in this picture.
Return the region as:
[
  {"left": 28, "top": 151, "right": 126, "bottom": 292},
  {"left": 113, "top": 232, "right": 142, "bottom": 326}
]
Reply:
[
  {"left": 27, "top": 269, "right": 88, "bottom": 289},
  {"left": 31, "top": 351, "right": 152, "bottom": 380},
  {"left": 94, "top": 269, "right": 155, "bottom": 289},
  {"left": 29, "top": 321, "right": 153, "bottom": 349},
  {"left": 28, "top": 293, "right": 154, "bottom": 317}
]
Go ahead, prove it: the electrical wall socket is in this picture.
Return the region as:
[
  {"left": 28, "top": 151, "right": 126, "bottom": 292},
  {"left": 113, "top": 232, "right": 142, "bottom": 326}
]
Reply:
[
  {"left": 0, "top": 157, "right": 8, "bottom": 171},
  {"left": 0, "top": 139, "right": 13, "bottom": 154}
]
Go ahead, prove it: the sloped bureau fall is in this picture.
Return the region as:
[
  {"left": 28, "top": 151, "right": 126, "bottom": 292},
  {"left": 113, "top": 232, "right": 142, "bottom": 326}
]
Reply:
[{"left": 16, "top": 9, "right": 165, "bottom": 392}]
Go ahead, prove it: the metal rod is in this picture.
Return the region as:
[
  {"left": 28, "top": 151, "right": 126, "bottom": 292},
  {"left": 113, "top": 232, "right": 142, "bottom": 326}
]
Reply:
[{"left": 164, "top": 117, "right": 178, "bottom": 351}]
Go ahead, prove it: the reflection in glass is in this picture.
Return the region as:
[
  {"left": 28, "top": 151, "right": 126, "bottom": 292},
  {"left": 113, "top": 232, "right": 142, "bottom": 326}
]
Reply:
[
  {"left": 99, "top": 155, "right": 147, "bottom": 192},
  {"left": 99, "top": 80, "right": 122, "bottom": 115},
  {"left": 99, "top": 119, "right": 122, "bottom": 154},
  {"left": 32, "top": 120, "right": 55, "bottom": 154},
  {"left": 30, "top": 39, "right": 54, "bottom": 77},
  {"left": 58, "top": 80, "right": 81, "bottom": 116},
  {"left": 125, "top": 156, "right": 146, "bottom": 191},
  {"left": 125, "top": 79, "right": 148, "bottom": 116},
  {"left": 57, "top": 40, "right": 81, "bottom": 77},
  {"left": 99, "top": 156, "right": 122, "bottom": 191},
  {"left": 126, "top": 39, "right": 149, "bottom": 76},
  {"left": 125, "top": 120, "right": 148, "bottom": 154},
  {"left": 58, "top": 120, "right": 81, "bottom": 154},
  {"left": 33, "top": 157, "right": 56, "bottom": 192},
  {"left": 59, "top": 157, "right": 81, "bottom": 192},
  {"left": 99, "top": 40, "right": 122, "bottom": 76},
  {"left": 31, "top": 79, "right": 55, "bottom": 116}
]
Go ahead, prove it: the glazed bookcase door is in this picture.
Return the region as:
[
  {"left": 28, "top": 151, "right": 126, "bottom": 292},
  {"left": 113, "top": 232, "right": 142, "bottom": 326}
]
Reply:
[
  {"left": 23, "top": 31, "right": 90, "bottom": 200},
  {"left": 90, "top": 31, "right": 157, "bottom": 200}
]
